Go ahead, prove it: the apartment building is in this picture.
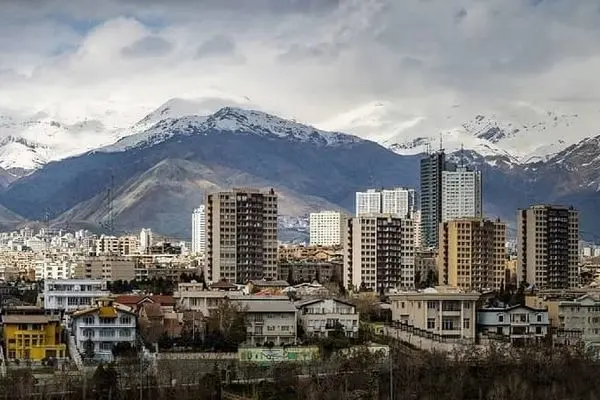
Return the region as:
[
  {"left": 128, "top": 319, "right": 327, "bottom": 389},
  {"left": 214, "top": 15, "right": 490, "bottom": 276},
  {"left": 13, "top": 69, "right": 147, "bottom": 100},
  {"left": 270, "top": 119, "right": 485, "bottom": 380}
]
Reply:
[
  {"left": 438, "top": 218, "right": 507, "bottom": 291},
  {"left": 1, "top": 309, "right": 66, "bottom": 360},
  {"left": 355, "top": 188, "right": 416, "bottom": 218},
  {"left": 295, "top": 298, "right": 359, "bottom": 338},
  {"left": 71, "top": 298, "right": 137, "bottom": 361},
  {"left": 420, "top": 150, "right": 446, "bottom": 248},
  {"left": 191, "top": 205, "right": 206, "bottom": 254},
  {"left": 440, "top": 167, "right": 482, "bottom": 223},
  {"left": 389, "top": 286, "right": 480, "bottom": 341},
  {"left": 35, "top": 259, "right": 76, "bottom": 280},
  {"left": 174, "top": 281, "right": 243, "bottom": 316},
  {"left": 95, "top": 235, "right": 139, "bottom": 256},
  {"left": 73, "top": 256, "right": 137, "bottom": 281},
  {"left": 205, "top": 188, "right": 278, "bottom": 283},
  {"left": 552, "top": 294, "right": 600, "bottom": 344},
  {"left": 234, "top": 297, "right": 297, "bottom": 346},
  {"left": 517, "top": 205, "right": 579, "bottom": 289},
  {"left": 309, "top": 211, "right": 346, "bottom": 246},
  {"left": 477, "top": 305, "right": 549, "bottom": 345},
  {"left": 344, "top": 215, "right": 415, "bottom": 292},
  {"left": 43, "top": 279, "right": 109, "bottom": 312},
  {"left": 414, "top": 249, "right": 437, "bottom": 286}
]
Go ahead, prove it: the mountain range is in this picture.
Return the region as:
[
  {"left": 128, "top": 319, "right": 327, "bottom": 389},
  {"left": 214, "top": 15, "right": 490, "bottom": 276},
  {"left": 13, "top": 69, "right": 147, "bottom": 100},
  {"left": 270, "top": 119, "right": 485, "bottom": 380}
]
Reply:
[{"left": 0, "top": 99, "right": 599, "bottom": 241}]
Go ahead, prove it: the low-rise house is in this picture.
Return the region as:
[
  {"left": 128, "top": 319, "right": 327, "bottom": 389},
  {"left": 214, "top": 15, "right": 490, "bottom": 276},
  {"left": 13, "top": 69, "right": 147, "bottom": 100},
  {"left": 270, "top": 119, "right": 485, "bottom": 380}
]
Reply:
[
  {"left": 234, "top": 297, "right": 297, "bottom": 346},
  {"left": 174, "top": 282, "right": 242, "bottom": 316},
  {"left": 557, "top": 294, "right": 600, "bottom": 344},
  {"left": 477, "top": 305, "right": 549, "bottom": 345},
  {"left": 114, "top": 294, "right": 176, "bottom": 313},
  {"left": 70, "top": 298, "right": 137, "bottom": 361},
  {"left": 389, "top": 286, "right": 480, "bottom": 342},
  {"left": 295, "top": 298, "right": 359, "bottom": 338},
  {"left": 1, "top": 311, "right": 66, "bottom": 361}
]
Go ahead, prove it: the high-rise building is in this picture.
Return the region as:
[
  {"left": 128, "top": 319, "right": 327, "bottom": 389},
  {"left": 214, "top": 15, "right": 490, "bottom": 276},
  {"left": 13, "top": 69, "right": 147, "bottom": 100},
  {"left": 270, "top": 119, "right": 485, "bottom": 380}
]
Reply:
[
  {"left": 413, "top": 210, "right": 422, "bottom": 248},
  {"left": 517, "top": 205, "right": 579, "bottom": 289},
  {"left": 191, "top": 205, "right": 206, "bottom": 254},
  {"left": 438, "top": 218, "right": 506, "bottom": 291},
  {"left": 355, "top": 189, "right": 381, "bottom": 216},
  {"left": 441, "top": 167, "right": 482, "bottom": 222},
  {"left": 356, "top": 188, "right": 416, "bottom": 217},
  {"left": 309, "top": 211, "right": 346, "bottom": 246},
  {"left": 343, "top": 215, "right": 415, "bottom": 292},
  {"left": 205, "top": 188, "right": 278, "bottom": 283},
  {"left": 139, "top": 228, "right": 153, "bottom": 253},
  {"left": 420, "top": 151, "right": 446, "bottom": 248}
]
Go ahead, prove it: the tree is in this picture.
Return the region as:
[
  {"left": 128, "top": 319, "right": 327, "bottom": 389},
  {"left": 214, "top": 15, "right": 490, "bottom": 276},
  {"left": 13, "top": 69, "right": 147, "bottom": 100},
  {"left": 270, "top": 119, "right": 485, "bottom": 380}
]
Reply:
[
  {"left": 205, "top": 300, "right": 247, "bottom": 351},
  {"left": 93, "top": 364, "right": 119, "bottom": 400},
  {"left": 83, "top": 338, "right": 95, "bottom": 361}
]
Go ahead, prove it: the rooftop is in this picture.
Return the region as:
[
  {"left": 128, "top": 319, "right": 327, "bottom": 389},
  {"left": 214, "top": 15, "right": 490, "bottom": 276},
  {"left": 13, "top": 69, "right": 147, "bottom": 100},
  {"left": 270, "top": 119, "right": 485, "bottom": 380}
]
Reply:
[
  {"left": 248, "top": 280, "right": 290, "bottom": 288},
  {"left": 235, "top": 299, "right": 297, "bottom": 313},
  {"left": 2, "top": 315, "right": 53, "bottom": 324}
]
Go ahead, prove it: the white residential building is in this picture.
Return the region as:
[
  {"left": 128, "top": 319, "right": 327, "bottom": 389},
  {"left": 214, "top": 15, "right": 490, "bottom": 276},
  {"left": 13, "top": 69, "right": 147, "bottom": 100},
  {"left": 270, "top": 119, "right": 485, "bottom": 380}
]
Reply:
[
  {"left": 43, "top": 279, "right": 109, "bottom": 312},
  {"left": 71, "top": 298, "right": 137, "bottom": 362},
  {"left": 234, "top": 297, "right": 297, "bottom": 346},
  {"left": 477, "top": 305, "right": 549, "bottom": 345},
  {"left": 35, "top": 260, "right": 75, "bottom": 280},
  {"left": 309, "top": 211, "right": 345, "bottom": 246},
  {"left": 441, "top": 167, "right": 482, "bottom": 223},
  {"left": 191, "top": 205, "right": 206, "bottom": 254},
  {"left": 557, "top": 294, "right": 600, "bottom": 344},
  {"left": 344, "top": 215, "right": 415, "bottom": 292},
  {"left": 295, "top": 298, "right": 359, "bottom": 338},
  {"left": 356, "top": 188, "right": 416, "bottom": 217},
  {"left": 174, "top": 281, "right": 243, "bottom": 316},
  {"left": 139, "top": 228, "right": 153, "bottom": 252}
]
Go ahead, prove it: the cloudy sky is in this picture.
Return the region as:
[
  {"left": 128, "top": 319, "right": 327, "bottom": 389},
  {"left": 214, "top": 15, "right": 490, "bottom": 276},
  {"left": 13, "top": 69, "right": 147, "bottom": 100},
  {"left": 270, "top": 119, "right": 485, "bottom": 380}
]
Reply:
[{"left": 1, "top": 0, "right": 600, "bottom": 129}]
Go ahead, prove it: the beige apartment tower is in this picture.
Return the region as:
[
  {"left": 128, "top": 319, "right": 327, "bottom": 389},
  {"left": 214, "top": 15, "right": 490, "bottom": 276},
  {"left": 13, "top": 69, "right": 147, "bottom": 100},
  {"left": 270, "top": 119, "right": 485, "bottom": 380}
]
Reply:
[
  {"left": 205, "top": 188, "right": 278, "bottom": 284},
  {"left": 438, "top": 218, "right": 506, "bottom": 291},
  {"left": 517, "top": 205, "right": 579, "bottom": 289}
]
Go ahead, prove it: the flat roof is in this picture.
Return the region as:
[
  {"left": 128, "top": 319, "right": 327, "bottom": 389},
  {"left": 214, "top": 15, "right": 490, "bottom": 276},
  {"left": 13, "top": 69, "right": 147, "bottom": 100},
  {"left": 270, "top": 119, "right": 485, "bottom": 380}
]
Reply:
[
  {"left": 236, "top": 299, "right": 296, "bottom": 313},
  {"left": 2, "top": 315, "right": 52, "bottom": 324}
]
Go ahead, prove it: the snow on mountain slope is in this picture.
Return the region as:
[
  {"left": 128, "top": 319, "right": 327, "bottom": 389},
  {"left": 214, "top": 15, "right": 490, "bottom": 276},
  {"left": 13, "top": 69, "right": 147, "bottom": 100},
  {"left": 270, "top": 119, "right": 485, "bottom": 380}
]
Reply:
[
  {"left": 318, "top": 101, "right": 600, "bottom": 165},
  {"left": 102, "top": 106, "right": 363, "bottom": 153}
]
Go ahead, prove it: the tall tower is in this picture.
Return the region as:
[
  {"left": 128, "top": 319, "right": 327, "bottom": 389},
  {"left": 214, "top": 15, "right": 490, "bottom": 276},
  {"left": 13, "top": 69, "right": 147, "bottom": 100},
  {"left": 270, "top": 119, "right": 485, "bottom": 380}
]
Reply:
[
  {"left": 441, "top": 167, "right": 482, "bottom": 222},
  {"left": 191, "top": 205, "right": 206, "bottom": 254},
  {"left": 517, "top": 205, "right": 579, "bottom": 289},
  {"left": 205, "top": 188, "right": 278, "bottom": 283},
  {"left": 419, "top": 151, "right": 446, "bottom": 248}
]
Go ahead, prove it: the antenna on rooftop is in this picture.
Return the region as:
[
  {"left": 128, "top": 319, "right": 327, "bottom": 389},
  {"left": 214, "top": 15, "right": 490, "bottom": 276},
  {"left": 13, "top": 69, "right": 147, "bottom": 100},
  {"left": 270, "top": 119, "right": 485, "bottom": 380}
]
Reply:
[
  {"left": 439, "top": 132, "right": 443, "bottom": 152},
  {"left": 460, "top": 143, "right": 465, "bottom": 168}
]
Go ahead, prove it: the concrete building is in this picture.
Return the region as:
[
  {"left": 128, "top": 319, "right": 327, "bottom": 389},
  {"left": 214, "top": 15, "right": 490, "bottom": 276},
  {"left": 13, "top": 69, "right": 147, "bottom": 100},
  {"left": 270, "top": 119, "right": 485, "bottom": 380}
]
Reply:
[
  {"left": 139, "top": 228, "right": 153, "bottom": 253},
  {"left": 413, "top": 210, "right": 422, "bottom": 248},
  {"left": 389, "top": 286, "right": 480, "bottom": 341},
  {"left": 309, "top": 211, "right": 345, "bottom": 246},
  {"left": 477, "top": 305, "right": 549, "bottom": 345},
  {"left": 414, "top": 249, "right": 437, "bottom": 286},
  {"left": 205, "top": 188, "right": 278, "bottom": 283},
  {"left": 191, "top": 205, "right": 206, "bottom": 254},
  {"left": 174, "top": 282, "right": 243, "bottom": 316},
  {"left": 34, "top": 259, "right": 76, "bottom": 280},
  {"left": 2, "top": 313, "right": 66, "bottom": 361},
  {"left": 355, "top": 188, "right": 416, "bottom": 218},
  {"left": 441, "top": 167, "right": 482, "bottom": 223},
  {"left": 344, "top": 215, "right": 415, "bottom": 292},
  {"left": 71, "top": 298, "right": 137, "bottom": 362},
  {"left": 517, "top": 205, "right": 579, "bottom": 289},
  {"left": 554, "top": 294, "right": 600, "bottom": 344},
  {"left": 420, "top": 151, "right": 446, "bottom": 248},
  {"left": 73, "top": 256, "right": 137, "bottom": 281},
  {"left": 438, "top": 218, "right": 507, "bottom": 291},
  {"left": 95, "top": 235, "right": 139, "bottom": 256},
  {"left": 43, "top": 279, "right": 109, "bottom": 312},
  {"left": 234, "top": 297, "right": 297, "bottom": 346},
  {"left": 295, "top": 298, "right": 359, "bottom": 338}
]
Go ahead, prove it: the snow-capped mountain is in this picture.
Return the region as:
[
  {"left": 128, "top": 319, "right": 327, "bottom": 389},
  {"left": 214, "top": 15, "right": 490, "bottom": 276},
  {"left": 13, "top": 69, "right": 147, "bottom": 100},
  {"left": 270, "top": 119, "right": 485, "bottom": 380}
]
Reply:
[
  {"left": 102, "top": 106, "right": 362, "bottom": 153},
  {"left": 318, "top": 101, "right": 600, "bottom": 165}
]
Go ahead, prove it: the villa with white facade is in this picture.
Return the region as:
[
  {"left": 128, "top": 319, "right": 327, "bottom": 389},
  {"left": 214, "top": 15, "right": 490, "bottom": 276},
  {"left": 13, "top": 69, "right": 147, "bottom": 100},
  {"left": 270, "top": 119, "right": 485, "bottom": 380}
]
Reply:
[{"left": 43, "top": 279, "right": 109, "bottom": 312}]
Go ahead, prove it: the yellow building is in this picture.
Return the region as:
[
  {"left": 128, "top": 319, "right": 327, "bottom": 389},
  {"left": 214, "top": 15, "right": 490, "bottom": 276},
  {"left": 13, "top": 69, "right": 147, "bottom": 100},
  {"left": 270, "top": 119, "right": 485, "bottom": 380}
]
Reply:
[{"left": 2, "top": 315, "right": 66, "bottom": 360}]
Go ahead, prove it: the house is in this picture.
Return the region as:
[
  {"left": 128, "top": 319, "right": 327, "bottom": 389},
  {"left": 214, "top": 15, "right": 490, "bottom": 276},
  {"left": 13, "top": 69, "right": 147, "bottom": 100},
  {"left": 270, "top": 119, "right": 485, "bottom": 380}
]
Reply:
[
  {"left": 1, "top": 309, "right": 66, "bottom": 361},
  {"left": 246, "top": 280, "right": 290, "bottom": 294},
  {"left": 43, "top": 279, "right": 109, "bottom": 312},
  {"left": 477, "top": 305, "right": 549, "bottom": 345},
  {"left": 70, "top": 298, "right": 137, "bottom": 361},
  {"left": 233, "top": 297, "right": 297, "bottom": 346},
  {"left": 113, "top": 295, "right": 176, "bottom": 313},
  {"left": 389, "top": 286, "right": 480, "bottom": 342},
  {"left": 174, "top": 282, "right": 243, "bottom": 316},
  {"left": 295, "top": 298, "right": 359, "bottom": 338},
  {"left": 557, "top": 294, "right": 600, "bottom": 344}
]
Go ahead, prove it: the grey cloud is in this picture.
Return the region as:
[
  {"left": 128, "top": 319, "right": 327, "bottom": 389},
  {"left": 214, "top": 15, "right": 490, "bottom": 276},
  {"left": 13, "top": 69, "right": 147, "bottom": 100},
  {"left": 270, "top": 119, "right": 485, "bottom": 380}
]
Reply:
[
  {"left": 196, "top": 35, "right": 236, "bottom": 59},
  {"left": 278, "top": 43, "right": 341, "bottom": 63},
  {"left": 121, "top": 36, "right": 173, "bottom": 57}
]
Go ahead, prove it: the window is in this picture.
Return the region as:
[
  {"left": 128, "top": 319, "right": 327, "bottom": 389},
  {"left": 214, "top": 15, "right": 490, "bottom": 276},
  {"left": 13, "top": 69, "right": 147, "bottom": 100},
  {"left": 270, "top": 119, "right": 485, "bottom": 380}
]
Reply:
[
  {"left": 537, "top": 315, "right": 542, "bottom": 323},
  {"left": 281, "top": 326, "right": 290, "bottom": 331},
  {"left": 254, "top": 326, "right": 263, "bottom": 335},
  {"left": 100, "top": 342, "right": 112, "bottom": 351},
  {"left": 267, "top": 326, "right": 275, "bottom": 331},
  {"left": 83, "top": 316, "right": 94, "bottom": 325},
  {"left": 120, "top": 316, "right": 132, "bottom": 324},
  {"left": 427, "top": 301, "right": 437, "bottom": 309},
  {"left": 99, "top": 318, "right": 115, "bottom": 325},
  {"left": 120, "top": 329, "right": 130, "bottom": 337},
  {"left": 498, "top": 315, "right": 504, "bottom": 323},
  {"left": 442, "top": 318, "right": 454, "bottom": 331},
  {"left": 463, "top": 318, "right": 470, "bottom": 329},
  {"left": 536, "top": 327, "right": 543, "bottom": 334},
  {"left": 427, "top": 318, "right": 435, "bottom": 329}
]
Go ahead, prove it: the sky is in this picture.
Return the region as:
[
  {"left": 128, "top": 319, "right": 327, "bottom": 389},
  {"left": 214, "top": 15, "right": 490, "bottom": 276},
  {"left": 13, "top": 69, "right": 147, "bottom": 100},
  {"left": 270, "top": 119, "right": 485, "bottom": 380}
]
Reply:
[{"left": 2, "top": 0, "right": 600, "bottom": 131}]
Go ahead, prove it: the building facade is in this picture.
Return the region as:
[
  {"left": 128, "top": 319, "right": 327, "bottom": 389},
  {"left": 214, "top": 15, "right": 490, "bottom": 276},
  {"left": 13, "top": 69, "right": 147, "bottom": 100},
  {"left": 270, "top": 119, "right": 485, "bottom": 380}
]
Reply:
[
  {"left": 438, "top": 218, "right": 506, "bottom": 291},
  {"left": 43, "top": 279, "right": 109, "bottom": 312},
  {"left": 234, "top": 298, "right": 297, "bottom": 346},
  {"left": 344, "top": 215, "right": 415, "bottom": 292},
  {"left": 191, "top": 205, "right": 206, "bottom": 254},
  {"left": 517, "top": 205, "right": 579, "bottom": 289},
  {"left": 73, "top": 256, "right": 137, "bottom": 281},
  {"left": 389, "top": 287, "right": 480, "bottom": 341},
  {"left": 95, "top": 235, "right": 139, "bottom": 256},
  {"left": 309, "top": 211, "right": 345, "bottom": 246},
  {"left": 295, "top": 298, "right": 359, "bottom": 338},
  {"left": 1, "top": 314, "right": 66, "bottom": 361},
  {"left": 205, "top": 188, "right": 278, "bottom": 283},
  {"left": 441, "top": 167, "right": 482, "bottom": 223},
  {"left": 71, "top": 298, "right": 137, "bottom": 362},
  {"left": 356, "top": 188, "right": 416, "bottom": 218},
  {"left": 477, "top": 305, "right": 549, "bottom": 345},
  {"left": 420, "top": 151, "right": 446, "bottom": 248}
]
